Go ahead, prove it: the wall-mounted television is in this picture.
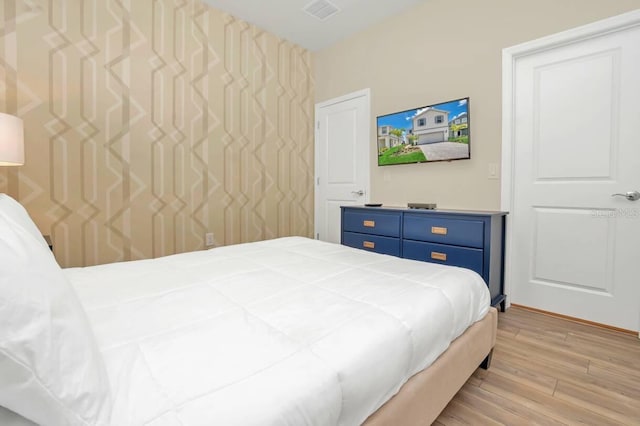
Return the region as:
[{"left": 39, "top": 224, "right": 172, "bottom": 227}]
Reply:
[{"left": 377, "top": 97, "right": 470, "bottom": 166}]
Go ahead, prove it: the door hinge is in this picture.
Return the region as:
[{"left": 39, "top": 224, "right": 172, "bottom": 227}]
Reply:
[
  {"left": 316, "top": 177, "right": 320, "bottom": 186},
  {"left": 317, "top": 121, "right": 320, "bottom": 130},
  {"left": 316, "top": 233, "right": 319, "bottom": 239}
]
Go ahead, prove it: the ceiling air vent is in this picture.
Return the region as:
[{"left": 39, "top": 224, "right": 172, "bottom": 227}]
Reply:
[{"left": 303, "top": 0, "right": 340, "bottom": 21}]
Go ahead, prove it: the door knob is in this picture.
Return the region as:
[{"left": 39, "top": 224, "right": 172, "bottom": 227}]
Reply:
[
  {"left": 611, "top": 191, "right": 640, "bottom": 201},
  {"left": 351, "top": 190, "right": 364, "bottom": 196}
]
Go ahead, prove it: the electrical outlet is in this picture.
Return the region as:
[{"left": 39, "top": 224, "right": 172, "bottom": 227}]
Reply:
[{"left": 205, "top": 232, "right": 215, "bottom": 247}]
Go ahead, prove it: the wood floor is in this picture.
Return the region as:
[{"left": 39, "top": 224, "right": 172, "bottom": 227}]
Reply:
[{"left": 434, "top": 306, "right": 640, "bottom": 425}]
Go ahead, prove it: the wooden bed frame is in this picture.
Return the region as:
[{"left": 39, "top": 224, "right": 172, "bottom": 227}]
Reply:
[{"left": 364, "top": 307, "right": 498, "bottom": 425}]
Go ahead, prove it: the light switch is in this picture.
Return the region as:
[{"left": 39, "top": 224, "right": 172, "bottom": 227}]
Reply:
[{"left": 488, "top": 163, "right": 499, "bottom": 179}]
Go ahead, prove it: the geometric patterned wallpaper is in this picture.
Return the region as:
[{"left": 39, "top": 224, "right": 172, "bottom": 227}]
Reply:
[{"left": 0, "top": 0, "right": 314, "bottom": 267}]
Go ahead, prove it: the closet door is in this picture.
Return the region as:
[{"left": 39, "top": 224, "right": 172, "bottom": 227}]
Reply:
[{"left": 504, "top": 12, "right": 640, "bottom": 331}]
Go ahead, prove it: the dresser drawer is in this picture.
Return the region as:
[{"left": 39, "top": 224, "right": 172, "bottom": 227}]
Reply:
[
  {"left": 342, "top": 232, "right": 401, "bottom": 256},
  {"left": 403, "top": 240, "right": 483, "bottom": 276},
  {"left": 403, "top": 215, "right": 484, "bottom": 248},
  {"left": 343, "top": 210, "right": 401, "bottom": 237}
]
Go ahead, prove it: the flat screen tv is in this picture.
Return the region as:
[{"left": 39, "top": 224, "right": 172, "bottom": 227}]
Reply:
[{"left": 377, "top": 97, "right": 470, "bottom": 166}]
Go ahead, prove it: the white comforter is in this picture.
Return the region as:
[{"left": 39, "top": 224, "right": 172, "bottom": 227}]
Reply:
[{"left": 64, "top": 237, "right": 490, "bottom": 426}]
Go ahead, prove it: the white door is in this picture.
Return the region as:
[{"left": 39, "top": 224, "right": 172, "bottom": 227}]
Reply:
[
  {"left": 503, "top": 12, "right": 640, "bottom": 331},
  {"left": 315, "top": 89, "right": 370, "bottom": 244}
]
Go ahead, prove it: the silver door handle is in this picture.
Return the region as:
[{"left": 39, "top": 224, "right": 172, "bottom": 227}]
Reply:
[
  {"left": 351, "top": 190, "right": 364, "bottom": 196},
  {"left": 611, "top": 191, "right": 640, "bottom": 201}
]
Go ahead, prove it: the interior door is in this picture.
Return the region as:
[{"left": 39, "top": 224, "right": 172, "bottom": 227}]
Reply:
[
  {"left": 509, "top": 20, "right": 640, "bottom": 331},
  {"left": 315, "top": 89, "right": 370, "bottom": 244}
]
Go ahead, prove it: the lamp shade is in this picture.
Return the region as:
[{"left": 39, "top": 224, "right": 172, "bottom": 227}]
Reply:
[{"left": 0, "top": 112, "right": 24, "bottom": 166}]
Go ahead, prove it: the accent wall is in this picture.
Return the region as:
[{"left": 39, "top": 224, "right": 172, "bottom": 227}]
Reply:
[{"left": 0, "top": 0, "right": 314, "bottom": 267}]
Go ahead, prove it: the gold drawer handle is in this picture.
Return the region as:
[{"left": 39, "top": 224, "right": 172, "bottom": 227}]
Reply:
[
  {"left": 431, "top": 252, "right": 447, "bottom": 261},
  {"left": 431, "top": 226, "right": 448, "bottom": 235},
  {"left": 363, "top": 241, "right": 375, "bottom": 249},
  {"left": 363, "top": 220, "right": 375, "bottom": 228}
]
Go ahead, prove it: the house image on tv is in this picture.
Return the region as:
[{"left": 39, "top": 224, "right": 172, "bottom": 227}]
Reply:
[
  {"left": 449, "top": 112, "right": 469, "bottom": 138},
  {"left": 412, "top": 108, "right": 449, "bottom": 144},
  {"left": 377, "top": 125, "right": 402, "bottom": 151}
]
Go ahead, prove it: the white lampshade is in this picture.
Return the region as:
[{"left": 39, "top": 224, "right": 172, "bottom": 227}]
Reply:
[{"left": 0, "top": 112, "right": 24, "bottom": 166}]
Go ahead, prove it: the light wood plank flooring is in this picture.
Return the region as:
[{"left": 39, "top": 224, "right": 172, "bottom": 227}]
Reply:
[{"left": 434, "top": 306, "right": 640, "bottom": 425}]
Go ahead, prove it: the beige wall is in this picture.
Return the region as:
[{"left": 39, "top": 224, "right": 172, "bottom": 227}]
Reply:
[
  {"left": 0, "top": 0, "right": 314, "bottom": 267},
  {"left": 314, "top": 0, "right": 640, "bottom": 210}
]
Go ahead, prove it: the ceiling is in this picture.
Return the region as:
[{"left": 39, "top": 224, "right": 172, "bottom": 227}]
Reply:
[{"left": 202, "top": 0, "right": 428, "bottom": 51}]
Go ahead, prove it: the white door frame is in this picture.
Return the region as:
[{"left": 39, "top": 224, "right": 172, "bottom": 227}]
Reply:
[
  {"left": 314, "top": 88, "right": 371, "bottom": 240},
  {"left": 501, "top": 9, "right": 640, "bottom": 310}
]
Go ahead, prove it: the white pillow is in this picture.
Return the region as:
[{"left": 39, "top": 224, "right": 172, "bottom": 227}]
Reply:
[
  {"left": 0, "top": 205, "right": 112, "bottom": 425},
  {"left": 0, "top": 194, "right": 47, "bottom": 249}
]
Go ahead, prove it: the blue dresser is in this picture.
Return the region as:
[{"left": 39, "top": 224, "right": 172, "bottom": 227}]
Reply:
[{"left": 341, "top": 206, "right": 507, "bottom": 310}]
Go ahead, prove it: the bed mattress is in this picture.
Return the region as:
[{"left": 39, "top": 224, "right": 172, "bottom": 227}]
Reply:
[{"left": 64, "top": 237, "right": 490, "bottom": 426}]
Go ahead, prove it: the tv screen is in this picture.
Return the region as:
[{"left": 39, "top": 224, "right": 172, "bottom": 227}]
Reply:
[{"left": 377, "top": 97, "right": 470, "bottom": 166}]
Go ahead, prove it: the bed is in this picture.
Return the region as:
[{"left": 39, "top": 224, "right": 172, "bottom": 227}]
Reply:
[{"left": 0, "top": 194, "right": 496, "bottom": 426}]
